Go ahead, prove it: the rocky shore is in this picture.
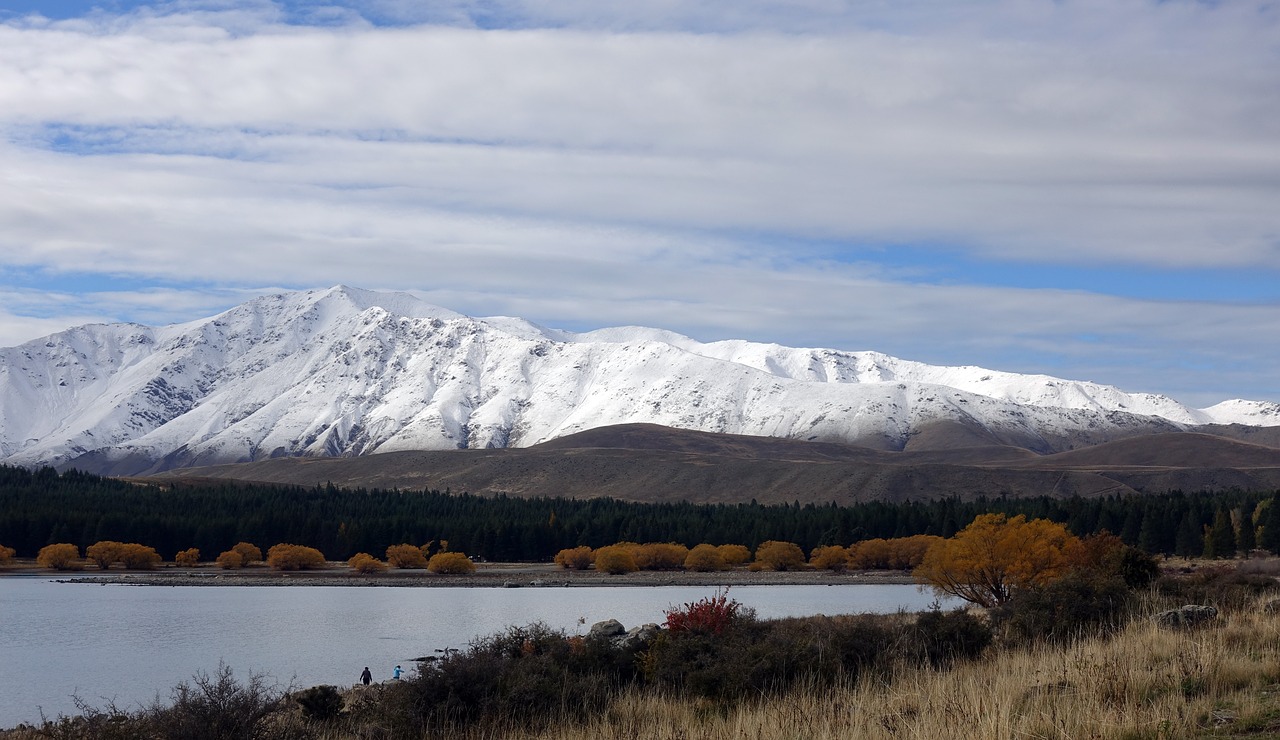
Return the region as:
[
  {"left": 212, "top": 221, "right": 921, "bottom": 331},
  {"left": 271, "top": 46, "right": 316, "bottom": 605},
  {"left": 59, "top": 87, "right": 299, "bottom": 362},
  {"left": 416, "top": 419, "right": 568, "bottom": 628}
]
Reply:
[{"left": 42, "top": 562, "right": 918, "bottom": 587}]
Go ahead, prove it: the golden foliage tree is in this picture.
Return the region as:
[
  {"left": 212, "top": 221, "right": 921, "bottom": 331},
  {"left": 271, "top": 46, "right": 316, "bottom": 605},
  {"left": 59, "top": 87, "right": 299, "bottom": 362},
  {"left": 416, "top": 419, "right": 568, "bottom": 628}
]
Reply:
[
  {"left": 37, "top": 543, "right": 81, "bottom": 571},
  {"left": 0, "top": 544, "right": 16, "bottom": 565},
  {"left": 216, "top": 550, "right": 244, "bottom": 569},
  {"left": 593, "top": 545, "right": 638, "bottom": 574},
  {"left": 174, "top": 548, "right": 201, "bottom": 567},
  {"left": 753, "top": 541, "right": 807, "bottom": 571},
  {"left": 386, "top": 544, "right": 429, "bottom": 569},
  {"left": 553, "top": 546, "right": 594, "bottom": 570},
  {"left": 119, "top": 543, "right": 162, "bottom": 570},
  {"left": 634, "top": 543, "right": 689, "bottom": 571},
  {"left": 684, "top": 544, "right": 728, "bottom": 572},
  {"left": 809, "top": 545, "right": 850, "bottom": 571},
  {"left": 86, "top": 540, "right": 126, "bottom": 570},
  {"left": 716, "top": 544, "right": 752, "bottom": 566},
  {"left": 427, "top": 552, "right": 476, "bottom": 574},
  {"left": 266, "top": 544, "right": 327, "bottom": 571},
  {"left": 915, "top": 513, "right": 1082, "bottom": 608},
  {"left": 348, "top": 552, "right": 388, "bottom": 574},
  {"left": 231, "top": 542, "right": 263, "bottom": 566}
]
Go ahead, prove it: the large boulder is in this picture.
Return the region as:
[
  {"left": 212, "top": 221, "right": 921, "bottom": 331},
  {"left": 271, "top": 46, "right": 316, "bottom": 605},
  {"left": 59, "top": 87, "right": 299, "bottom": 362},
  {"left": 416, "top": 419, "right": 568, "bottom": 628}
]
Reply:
[
  {"left": 588, "top": 619, "right": 626, "bottom": 640},
  {"left": 1154, "top": 604, "right": 1218, "bottom": 628}
]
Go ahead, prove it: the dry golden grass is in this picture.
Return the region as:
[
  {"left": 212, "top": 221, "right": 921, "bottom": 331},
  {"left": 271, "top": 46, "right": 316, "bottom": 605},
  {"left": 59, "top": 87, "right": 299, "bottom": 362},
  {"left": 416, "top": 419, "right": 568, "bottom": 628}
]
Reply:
[{"left": 501, "top": 598, "right": 1280, "bottom": 740}]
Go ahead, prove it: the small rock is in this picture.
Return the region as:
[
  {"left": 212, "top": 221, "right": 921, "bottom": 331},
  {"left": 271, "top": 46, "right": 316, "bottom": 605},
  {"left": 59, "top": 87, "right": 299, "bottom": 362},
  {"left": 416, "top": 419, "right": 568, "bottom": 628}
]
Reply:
[{"left": 1154, "top": 604, "right": 1218, "bottom": 628}]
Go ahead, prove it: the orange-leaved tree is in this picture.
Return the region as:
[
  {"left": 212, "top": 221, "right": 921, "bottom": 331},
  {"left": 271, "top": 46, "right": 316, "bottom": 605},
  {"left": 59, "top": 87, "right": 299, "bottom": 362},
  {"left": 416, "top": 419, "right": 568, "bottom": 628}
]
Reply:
[
  {"left": 174, "top": 548, "right": 201, "bottom": 567},
  {"left": 37, "top": 543, "right": 82, "bottom": 571},
  {"left": 593, "top": 545, "right": 638, "bottom": 575},
  {"left": 386, "top": 544, "right": 429, "bottom": 569},
  {"left": 716, "top": 544, "right": 752, "bottom": 566},
  {"left": 231, "top": 542, "right": 264, "bottom": 566},
  {"left": 118, "top": 543, "right": 162, "bottom": 570},
  {"left": 915, "top": 513, "right": 1081, "bottom": 608},
  {"left": 752, "top": 541, "right": 807, "bottom": 571},
  {"left": 809, "top": 545, "right": 850, "bottom": 571},
  {"left": 349, "top": 552, "right": 388, "bottom": 574},
  {"left": 427, "top": 552, "right": 475, "bottom": 574},
  {"left": 266, "top": 544, "right": 327, "bottom": 571},
  {"left": 684, "top": 544, "right": 727, "bottom": 572},
  {"left": 553, "top": 546, "right": 594, "bottom": 570},
  {"left": 634, "top": 543, "right": 689, "bottom": 571},
  {"left": 86, "top": 540, "right": 126, "bottom": 570},
  {"left": 0, "top": 544, "right": 16, "bottom": 565}
]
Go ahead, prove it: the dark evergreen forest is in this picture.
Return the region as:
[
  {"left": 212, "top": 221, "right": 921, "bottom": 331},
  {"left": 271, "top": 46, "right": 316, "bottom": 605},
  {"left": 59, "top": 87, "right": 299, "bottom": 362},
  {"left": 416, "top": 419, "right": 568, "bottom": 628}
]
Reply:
[{"left": 2, "top": 465, "right": 1278, "bottom": 562}]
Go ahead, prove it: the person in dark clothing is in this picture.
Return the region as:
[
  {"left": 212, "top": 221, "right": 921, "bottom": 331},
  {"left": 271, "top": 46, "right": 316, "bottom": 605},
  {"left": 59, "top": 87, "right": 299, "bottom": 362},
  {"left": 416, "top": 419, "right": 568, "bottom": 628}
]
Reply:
[{"left": 360, "top": 666, "right": 372, "bottom": 686}]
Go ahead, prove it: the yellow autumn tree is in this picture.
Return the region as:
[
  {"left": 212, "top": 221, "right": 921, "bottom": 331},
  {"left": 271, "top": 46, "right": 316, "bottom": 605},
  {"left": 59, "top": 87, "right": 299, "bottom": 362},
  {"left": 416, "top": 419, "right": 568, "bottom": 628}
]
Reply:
[
  {"left": 37, "top": 543, "right": 82, "bottom": 571},
  {"left": 348, "top": 552, "right": 388, "bottom": 574},
  {"left": 0, "top": 544, "right": 16, "bottom": 565},
  {"left": 174, "top": 548, "right": 201, "bottom": 567},
  {"left": 553, "top": 546, "right": 594, "bottom": 570},
  {"left": 752, "top": 541, "right": 807, "bottom": 571},
  {"left": 266, "top": 544, "right": 327, "bottom": 571},
  {"left": 86, "top": 540, "right": 126, "bottom": 570},
  {"left": 809, "top": 545, "right": 850, "bottom": 571},
  {"left": 684, "top": 544, "right": 727, "bottom": 572},
  {"left": 386, "top": 544, "right": 429, "bottom": 569},
  {"left": 593, "top": 545, "right": 638, "bottom": 574},
  {"left": 119, "top": 543, "right": 162, "bottom": 570},
  {"left": 716, "top": 544, "right": 752, "bottom": 566},
  {"left": 427, "top": 552, "right": 475, "bottom": 574},
  {"left": 915, "top": 513, "right": 1082, "bottom": 608},
  {"left": 231, "top": 542, "right": 263, "bottom": 566}
]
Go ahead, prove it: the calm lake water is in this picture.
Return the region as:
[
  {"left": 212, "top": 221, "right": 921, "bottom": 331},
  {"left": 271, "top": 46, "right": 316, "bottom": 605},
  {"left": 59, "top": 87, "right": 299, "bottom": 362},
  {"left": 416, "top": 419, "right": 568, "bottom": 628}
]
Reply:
[{"left": 0, "top": 577, "right": 949, "bottom": 728}]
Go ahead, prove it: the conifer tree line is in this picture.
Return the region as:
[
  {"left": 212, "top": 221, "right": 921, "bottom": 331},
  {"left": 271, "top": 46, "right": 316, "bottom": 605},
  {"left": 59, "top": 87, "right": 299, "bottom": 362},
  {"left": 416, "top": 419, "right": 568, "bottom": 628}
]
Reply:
[{"left": 1, "top": 464, "right": 1278, "bottom": 562}]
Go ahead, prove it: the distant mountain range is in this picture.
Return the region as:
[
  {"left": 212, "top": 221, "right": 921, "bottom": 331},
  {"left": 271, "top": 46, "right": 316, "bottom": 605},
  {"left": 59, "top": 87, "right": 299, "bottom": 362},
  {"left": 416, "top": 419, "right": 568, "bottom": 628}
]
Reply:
[{"left": 2, "top": 286, "right": 1278, "bottom": 491}]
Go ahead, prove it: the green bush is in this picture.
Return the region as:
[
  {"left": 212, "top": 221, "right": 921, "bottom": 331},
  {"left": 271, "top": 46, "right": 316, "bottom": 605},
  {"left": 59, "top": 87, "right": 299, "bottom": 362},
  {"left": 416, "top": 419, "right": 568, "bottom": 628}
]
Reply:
[
  {"left": 994, "top": 574, "right": 1132, "bottom": 645},
  {"left": 907, "top": 607, "right": 993, "bottom": 664},
  {"left": 294, "top": 684, "right": 343, "bottom": 722}
]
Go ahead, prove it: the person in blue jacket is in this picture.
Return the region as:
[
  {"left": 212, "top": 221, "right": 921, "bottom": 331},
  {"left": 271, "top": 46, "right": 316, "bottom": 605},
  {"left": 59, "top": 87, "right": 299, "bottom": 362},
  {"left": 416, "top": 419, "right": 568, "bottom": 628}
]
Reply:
[{"left": 392, "top": 665, "right": 403, "bottom": 680}]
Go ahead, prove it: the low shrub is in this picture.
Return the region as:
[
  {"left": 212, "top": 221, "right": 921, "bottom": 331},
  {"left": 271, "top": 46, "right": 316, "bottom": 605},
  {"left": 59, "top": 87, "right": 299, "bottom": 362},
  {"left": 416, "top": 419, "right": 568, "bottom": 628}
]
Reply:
[
  {"left": 665, "top": 589, "right": 744, "bottom": 635},
  {"left": 994, "top": 573, "right": 1132, "bottom": 645},
  {"left": 427, "top": 552, "right": 475, "bottom": 574},
  {"left": 906, "top": 607, "right": 993, "bottom": 665},
  {"left": 1155, "top": 563, "right": 1280, "bottom": 612},
  {"left": 295, "top": 684, "right": 343, "bottom": 722}
]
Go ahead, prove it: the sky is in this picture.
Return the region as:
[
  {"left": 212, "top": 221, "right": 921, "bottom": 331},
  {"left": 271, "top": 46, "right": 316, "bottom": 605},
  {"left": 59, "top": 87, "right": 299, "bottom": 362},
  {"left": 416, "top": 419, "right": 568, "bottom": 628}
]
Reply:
[{"left": 0, "top": 0, "right": 1277, "bottom": 408}]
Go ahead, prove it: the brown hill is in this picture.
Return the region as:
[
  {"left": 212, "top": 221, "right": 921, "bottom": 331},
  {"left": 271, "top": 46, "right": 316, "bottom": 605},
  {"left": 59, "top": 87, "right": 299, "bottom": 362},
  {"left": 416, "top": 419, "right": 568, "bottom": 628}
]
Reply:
[{"left": 145, "top": 423, "right": 1280, "bottom": 505}]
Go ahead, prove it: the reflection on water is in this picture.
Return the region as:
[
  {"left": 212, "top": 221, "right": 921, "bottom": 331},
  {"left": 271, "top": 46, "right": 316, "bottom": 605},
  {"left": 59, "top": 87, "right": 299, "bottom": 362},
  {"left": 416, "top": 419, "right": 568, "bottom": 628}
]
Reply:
[{"left": 0, "top": 578, "right": 948, "bottom": 727}]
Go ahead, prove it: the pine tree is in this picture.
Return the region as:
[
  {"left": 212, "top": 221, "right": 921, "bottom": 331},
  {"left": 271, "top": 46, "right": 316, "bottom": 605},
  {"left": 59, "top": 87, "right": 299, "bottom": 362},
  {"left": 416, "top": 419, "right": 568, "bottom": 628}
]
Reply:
[
  {"left": 1209, "top": 508, "right": 1237, "bottom": 559},
  {"left": 1174, "top": 511, "right": 1203, "bottom": 557},
  {"left": 1237, "top": 501, "right": 1257, "bottom": 556}
]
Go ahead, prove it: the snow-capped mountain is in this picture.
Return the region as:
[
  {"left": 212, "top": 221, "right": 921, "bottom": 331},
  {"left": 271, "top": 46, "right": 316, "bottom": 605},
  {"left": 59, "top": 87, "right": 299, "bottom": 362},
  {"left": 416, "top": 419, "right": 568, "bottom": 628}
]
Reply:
[{"left": 1, "top": 286, "right": 1276, "bottom": 475}]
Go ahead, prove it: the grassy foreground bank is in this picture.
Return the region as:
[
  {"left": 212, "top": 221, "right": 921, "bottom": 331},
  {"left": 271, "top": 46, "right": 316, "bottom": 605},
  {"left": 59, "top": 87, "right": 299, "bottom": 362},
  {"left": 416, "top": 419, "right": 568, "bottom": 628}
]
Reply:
[{"left": 5, "top": 568, "right": 1280, "bottom": 740}]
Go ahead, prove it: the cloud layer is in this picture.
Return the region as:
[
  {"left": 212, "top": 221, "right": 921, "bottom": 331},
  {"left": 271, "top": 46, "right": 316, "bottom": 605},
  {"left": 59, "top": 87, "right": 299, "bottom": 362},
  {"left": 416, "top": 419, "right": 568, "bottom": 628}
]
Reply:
[{"left": 1, "top": 0, "right": 1277, "bottom": 406}]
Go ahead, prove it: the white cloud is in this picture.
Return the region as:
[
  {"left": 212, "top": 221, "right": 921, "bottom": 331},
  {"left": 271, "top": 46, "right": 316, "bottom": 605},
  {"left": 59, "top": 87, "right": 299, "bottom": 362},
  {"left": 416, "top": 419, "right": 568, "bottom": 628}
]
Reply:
[{"left": 0, "top": 1, "right": 1277, "bottom": 405}]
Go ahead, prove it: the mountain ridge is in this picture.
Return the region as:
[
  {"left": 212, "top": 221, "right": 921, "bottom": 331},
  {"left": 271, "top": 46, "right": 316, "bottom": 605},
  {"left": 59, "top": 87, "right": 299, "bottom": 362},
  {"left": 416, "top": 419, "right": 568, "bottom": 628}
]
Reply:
[{"left": 2, "top": 285, "right": 1277, "bottom": 475}]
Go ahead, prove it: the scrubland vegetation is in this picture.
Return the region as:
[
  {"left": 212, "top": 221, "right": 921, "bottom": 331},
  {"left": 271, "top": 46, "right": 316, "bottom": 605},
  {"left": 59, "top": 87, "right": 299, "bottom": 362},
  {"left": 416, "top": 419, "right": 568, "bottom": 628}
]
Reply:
[{"left": 8, "top": 512, "right": 1280, "bottom": 739}]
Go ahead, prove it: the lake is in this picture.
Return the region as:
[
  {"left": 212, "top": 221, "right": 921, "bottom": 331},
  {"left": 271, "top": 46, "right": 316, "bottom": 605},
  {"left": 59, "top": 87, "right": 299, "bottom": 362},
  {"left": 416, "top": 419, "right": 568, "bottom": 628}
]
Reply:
[{"left": 0, "top": 577, "right": 949, "bottom": 728}]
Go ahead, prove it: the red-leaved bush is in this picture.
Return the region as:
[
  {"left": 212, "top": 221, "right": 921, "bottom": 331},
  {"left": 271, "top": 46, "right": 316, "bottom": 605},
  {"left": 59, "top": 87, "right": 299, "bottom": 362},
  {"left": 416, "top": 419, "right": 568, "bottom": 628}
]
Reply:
[{"left": 664, "top": 588, "right": 742, "bottom": 635}]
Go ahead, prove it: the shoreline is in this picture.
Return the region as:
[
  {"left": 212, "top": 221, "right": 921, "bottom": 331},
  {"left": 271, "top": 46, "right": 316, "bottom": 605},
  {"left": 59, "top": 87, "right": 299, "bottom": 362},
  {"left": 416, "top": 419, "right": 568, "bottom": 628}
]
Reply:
[{"left": 1, "top": 562, "right": 920, "bottom": 587}]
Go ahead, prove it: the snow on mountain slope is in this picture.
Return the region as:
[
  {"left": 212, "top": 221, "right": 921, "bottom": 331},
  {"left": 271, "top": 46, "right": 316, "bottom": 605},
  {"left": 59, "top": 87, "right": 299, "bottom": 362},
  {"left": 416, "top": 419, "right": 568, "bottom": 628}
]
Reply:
[{"left": 1, "top": 286, "right": 1276, "bottom": 474}]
